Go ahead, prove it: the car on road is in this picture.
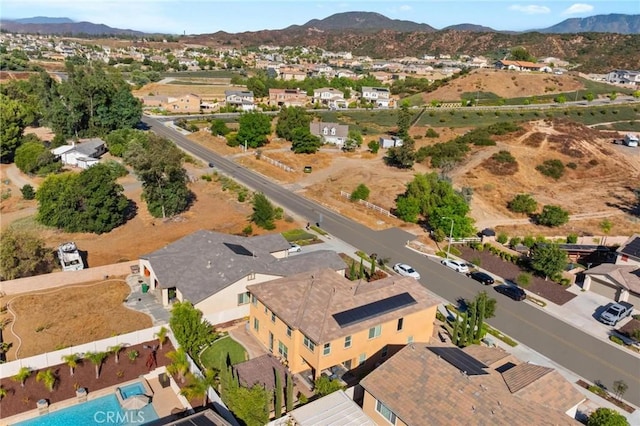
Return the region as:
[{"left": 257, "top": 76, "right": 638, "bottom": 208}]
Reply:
[
  {"left": 494, "top": 284, "right": 526, "bottom": 301},
  {"left": 441, "top": 259, "right": 469, "bottom": 274},
  {"left": 288, "top": 243, "right": 302, "bottom": 253},
  {"left": 393, "top": 263, "right": 421, "bottom": 279},
  {"left": 208, "top": 162, "right": 215, "bottom": 168},
  {"left": 467, "top": 271, "right": 495, "bottom": 285},
  {"left": 598, "top": 302, "right": 634, "bottom": 326}
]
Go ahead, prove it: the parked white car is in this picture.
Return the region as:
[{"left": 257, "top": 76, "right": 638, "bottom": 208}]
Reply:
[
  {"left": 441, "top": 259, "right": 469, "bottom": 274},
  {"left": 288, "top": 243, "right": 302, "bottom": 253},
  {"left": 393, "top": 263, "right": 421, "bottom": 279}
]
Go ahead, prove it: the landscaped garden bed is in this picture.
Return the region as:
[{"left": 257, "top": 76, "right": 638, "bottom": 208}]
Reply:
[
  {"left": 458, "top": 246, "right": 576, "bottom": 306},
  {"left": 576, "top": 379, "right": 635, "bottom": 414}
]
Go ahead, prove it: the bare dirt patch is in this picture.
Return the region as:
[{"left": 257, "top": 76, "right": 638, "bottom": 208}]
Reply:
[
  {"left": 0, "top": 280, "right": 152, "bottom": 359},
  {"left": 132, "top": 81, "right": 234, "bottom": 101}
]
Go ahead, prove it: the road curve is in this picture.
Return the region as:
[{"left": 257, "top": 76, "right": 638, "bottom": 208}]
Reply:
[{"left": 142, "top": 115, "right": 640, "bottom": 406}]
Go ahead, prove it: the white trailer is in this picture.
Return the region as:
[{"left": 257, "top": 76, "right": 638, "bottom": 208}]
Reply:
[{"left": 58, "top": 242, "right": 85, "bottom": 271}]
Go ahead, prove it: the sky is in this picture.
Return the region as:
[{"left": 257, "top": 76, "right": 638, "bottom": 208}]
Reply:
[{"left": 1, "top": 0, "right": 638, "bottom": 35}]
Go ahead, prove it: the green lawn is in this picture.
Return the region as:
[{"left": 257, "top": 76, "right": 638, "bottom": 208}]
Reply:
[
  {"left": 200, "top": 336, "right": 248, "bottom": 372},
  {"left": 281, "top": 228, "right": 318, "bottom": 243}
]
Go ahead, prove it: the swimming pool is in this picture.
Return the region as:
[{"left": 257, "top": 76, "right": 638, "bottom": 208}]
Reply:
[
  {"left": 12, "top": 389, "right": 158, "bottom": 426},
  {"left": 119, "top": 382, "right": 148, "bottom": 399}
]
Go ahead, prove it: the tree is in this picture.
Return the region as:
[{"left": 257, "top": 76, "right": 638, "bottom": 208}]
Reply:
[
  {"left": 385, "top": 103, "right": 416, "bottom": 168},
  {"left": 291, "top": 127, "right": 322, "bottom": 154},
  {"left": 181, "top": 369, "right": 217, "bottom": 407},
  {"left": 530, "top": 243, "right": 568, "bottom": 280},
  {"left": 274, "top": 369, "right": 283, "bottom": 418},
  {"left": 313, "top": 376, "right": 345, "bottom": 396},
  {"left": 251, "top": 192, "right": 276, "bottom": 230},
  {"left": 237, "top": 111, "right": 272, "bottom": 148},
  {"left": 61, "top": 354, "right": 80, "bottom": 377},
  {"left": 210, "top": 119, "right": 231, "bottom": 136},
  {"left": 367, "top": 140, "right": 379, "bottom": 154},
  {"left": 285, "top": 373, "right": 294, "bottom": 412},
  {"left": 585, "top": 92, "right": 595, "bottom": 102},
  {"left": 104, "top": 128, "right": 149, "bottom": 157},
  {"left": 12, "top": 367, "right": 31, "bottom": 387},
  {"left": 510, "top": 47, "right": 535, "bottom": 62},
  {"left": 0, "top": 94, "right": 28, "bottom": 162},
  {"left": 36, "top": 369, "right": 57, "bottom": 392},
  {"left": 587, "top": 408, "right": 629, "bottom": 426},
  {"left": 554, "top": 94, "right": 567, "bottom": 104},
  {"left": 169, "top": 301, "right": 216, "bottom": 357},
  {"left": 0, "top": 228, "right": 54, "bottom": 280},
  {"left": 14, "top": 141, "right": 47, "bottom": 174},
  {"left": 350, "top": 183, "right": 370, "bottom": 202},
  {"left": 228, "top": 384, "right": 271, "bottom": 426},
  {"left": 537, "top": 205, "right": 569, "bottom": 227},
  {"left": 600, "top": 219, "right": 613, "bottom": 234},
  {"left": 155, "top": 326, "right": 168, "bottom": 350},
  {"left": 343, "top": 129, "right": 363, "bottom": 152},
  {"left": 108, "top": 344, "right": 124, "bottom": 364},
  {"left": 85, "top": 351, "right": 107, "bottom": 379},
  {"left": 21, "top": 184, "right": 35, "bottom": 200},
  {"left": 167, "top": 347, "right": 190, "bottom": 383},
  {"left": 613, "top": 380, "right": 628, "bottom": 401},
  {"left": 507, "top": 194, "right": 538, "bottom": 215},
  {"left": 275, "top": 107, "right": 311, "bottom": 141}
]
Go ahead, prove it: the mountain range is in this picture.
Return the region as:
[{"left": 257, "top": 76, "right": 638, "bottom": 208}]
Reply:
[{"left": 1, "top": 12, "right": 639, "bottom": 36}]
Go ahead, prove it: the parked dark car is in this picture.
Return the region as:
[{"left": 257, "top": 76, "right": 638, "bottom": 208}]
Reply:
[
  {"left": 208, "top": 162, "right": 215, "bottom": 168},
  {"left": 494, "top": 284, "right": 526, "bottom": 301},
  {"left": 467, "top": 271, "right": 495, "bottom": 285}
]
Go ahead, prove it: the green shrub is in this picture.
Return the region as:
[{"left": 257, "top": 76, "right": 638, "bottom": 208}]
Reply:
[
  {"left": 536, "top": 159, "right": 565, "bottom": 180},
  {"left": 538, "top": 205, "right": 569, "bottom": 227},
  {"left": 350, "top": 183, "right": 370, "bottom": 202},
  {"left": 508, "top": 194, "right": 538, "bottom": 215},
  {"left": 516, "top": 273, "right": 532, "bottom": 287},
  {"left": 509, "top": 237, "right": 521, "bottom": 247},
  {"left": 566, "top": 233, "right": 578, "bottom": 244},
  {"left": 201, "top": 174, "right": 212, "bottom": 182},
  {"left": 566, "top": 162, "right": 577, "bottom": 170},
  {"left": 20, "top": 184, "right": 35, "bottom": 200},
  {"left": 496, "top": 233, "right": 508, "bottom": 244},
  {"left": 609, "top": 335, "right": 624, "bottom": 345},
  {"left": 425, "top": 128, "right": 439, "bottom": 138}
]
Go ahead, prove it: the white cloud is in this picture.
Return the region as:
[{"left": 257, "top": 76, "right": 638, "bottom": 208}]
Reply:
[
  {"left": 508, "top": 4, "right": 551, "bottom": 15},
  {"left": 399, "top": 5, "right": 412, "bottom": 12},
  {"left": 562, "top": 3, "right": 594, "bottom": 15}
]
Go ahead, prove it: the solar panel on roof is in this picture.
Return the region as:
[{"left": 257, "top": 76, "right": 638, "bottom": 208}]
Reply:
[
  {"left": 224, "top": 243, "right": 254, "bottom": 257},
  {"left": 428, "top": 346, "right": 488, "bottom": 376},
  {"left": 620, "top": 237, "right": 640, "bottom": 258},
  {"left": 333, "top": 292, "right": 417, "bottom": 328}
]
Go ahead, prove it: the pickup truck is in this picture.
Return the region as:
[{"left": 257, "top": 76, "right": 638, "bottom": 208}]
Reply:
[{"left": 598, "top": 302, "right": 634, "bottom": 326}]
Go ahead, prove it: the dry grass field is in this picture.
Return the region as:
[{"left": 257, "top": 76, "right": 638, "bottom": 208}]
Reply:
[{"left": 132, "top": 80, "right": 236, "bottom": 102}]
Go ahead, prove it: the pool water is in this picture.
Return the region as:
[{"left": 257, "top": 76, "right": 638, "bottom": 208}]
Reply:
[
  {"left": 119, "top": 382, "right": 147, "bottom": 399},
  {"left": 13, "top": 391, "right": 158, "bottom": 426}
]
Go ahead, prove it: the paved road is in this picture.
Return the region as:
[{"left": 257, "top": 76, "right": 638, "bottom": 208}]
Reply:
[{"left": 142, "top": 115, "right": 640, "bottom": 406}]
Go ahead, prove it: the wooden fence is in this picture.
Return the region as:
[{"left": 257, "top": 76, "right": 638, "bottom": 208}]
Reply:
[{"left": 340, "top": 191, "right": 396, "bottom": 218}]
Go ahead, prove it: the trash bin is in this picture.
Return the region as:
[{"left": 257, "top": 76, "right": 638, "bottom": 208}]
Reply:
[{"left": 141, "top": 283, "right": 149, "bottom": 293}]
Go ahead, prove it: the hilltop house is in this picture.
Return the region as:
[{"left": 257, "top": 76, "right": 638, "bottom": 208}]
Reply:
[
  {"left": 268, "top": 88, "right": 308, "bottom": 108},
  {"left": 138, "top": 94, "right": 201, "bottom": 113},
  {"left": 494, "top": 60, "right": 548, "bottom": 72},
  {"left": 313, "top": 87, "right": 347, "bottom": 109},
  {"left": 51, "top": 138, "right": 107, "bottom": 169},
  {"left": 360, "top": 343, "right": 584, "bottom": 425},
  {"left": 583, "top": 234, "right": 640, "bottom": 306},
  {"left": 309, "top": 122, "right": 349, "bottom": 146},
  {"left": 606, "top": 69, "right": 640, "bottom": 86},
  {"left": 247, "top": 268, "right": 441, "bottom": 381},
  {"left": 225, "top": 90, "right": 255, "bottom": 111},
  {"left": 139, "top": 230, "right": 346, "bottom": 325},
  {"left": 361, "top": 86, "right": 392, "bottom": 108}
]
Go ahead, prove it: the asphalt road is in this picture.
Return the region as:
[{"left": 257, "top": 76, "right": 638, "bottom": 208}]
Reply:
[{"left": 142, "top": 115, "right": 640, "bottom": 406}]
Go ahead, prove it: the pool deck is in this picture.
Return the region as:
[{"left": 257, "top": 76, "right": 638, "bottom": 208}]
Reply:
[{"left": 3, "top": 368, "right": 188, "bottom": 425}]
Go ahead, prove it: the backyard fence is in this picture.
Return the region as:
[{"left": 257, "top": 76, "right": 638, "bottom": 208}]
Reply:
[
  {"left": 446, "top": 237, "right": 482, "bottom": 244},
  {"left": 258, "top": 153, "right": 295, "bottom": 172},
  {"left": 340, "top": 191, "right": 397, "bottom": 218}
]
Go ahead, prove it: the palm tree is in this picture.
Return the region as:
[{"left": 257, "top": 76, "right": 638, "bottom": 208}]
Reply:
[
  {"left": 85, "top": 351, "right": 107, "bottom": 379},
  {"left": 166, "top": 347, "right": 189, "bottom": 383},
  {"left": 180, "top": 369, "right": 217, "bottom": 407},
  {"left": 12, "top": 367, "right": 31, "bottom": 388},
  {"left": 36, "top": 369, "right": 57, "bottom": 392},
  {"left": 108, "top": 344, "right": 124, "bottom": 364},
  {"left": 155, "top": 326, "right": 168, "bottom": 350},
  {"left": 61, "top": 354, "right": 80, "bottom": 377},
  {"left": 0, "top": 385, "right": 7, "bottom": 401}
]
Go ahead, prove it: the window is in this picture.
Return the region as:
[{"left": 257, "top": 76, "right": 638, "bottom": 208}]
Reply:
[
  {"left": 323, "top": 343, "right": 331, "bottom": 356},
  {"left": 381, "top": 345, "right": 388, "bottom": 358},
  {"left": 247, "top": 272, "right": 256, "bottom": 280},
  {"left": 271, "top": 312, "right": 276, "bottom": 323},
  {"left": 368, "top": 325, "right": 382, "bottom": 339},
  {"left": 407, "top": 335, "right": 414, "bottom": 344},
  {"left": 286, "top": 325, "right": 292, "bottom": 338},
  {"left": 344, "top": 335, "right": 352, "bottom": 349},
  {"left": 303, "top": 335, "right": 315, "bottom": 352},
  {"left": 251, "top": 295, "right": 257, "bottom": 306},
  {"left": 358, "top": 353, "right": 366, "bottom": 366},
  {"left": 397, "top": 318, "right": 404, "bottom": 331},
  {"left": 376, "top": 400, "right": 397, "bottom": 425},
  {"left": 264, "top": 306, "right": 268, "bottom": 314},
  {"left": 253, "top": 318, "right": 259, "bottom": 332},
  {"left": 237, "top": 292, "right": 250, "bottom": 306},
  {"left": 278, "top": 341, "right": 288, "bottom": 360}
]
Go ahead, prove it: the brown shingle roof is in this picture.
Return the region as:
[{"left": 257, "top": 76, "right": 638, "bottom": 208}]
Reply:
[
  {"left": 513, "top": 369, "right": 586, "bottom": 413},
  {"left": 501, "top": 363, "right": 554, "bottom": 393},
  {"left": 234, "top": 353, "right": 287, "bottom": 391},
  {"left": 360, "top": 344, "right": 579, "bottom": 426},
  {"left": 247, "top": 268, "right": 441, "bottom": 344},
  {"left": 462, "top": 345, "right": 512, "bottom": 369},
  {"left": 585, "top": 264, "right": 640, "bottom": 294}
]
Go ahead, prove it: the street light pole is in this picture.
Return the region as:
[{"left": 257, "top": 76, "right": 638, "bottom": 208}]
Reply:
[{"left": 443, "top": 217, "right": 454, "bottom": 259}]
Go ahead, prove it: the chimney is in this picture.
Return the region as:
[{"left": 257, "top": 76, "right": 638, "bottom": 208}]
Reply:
[{"left": 206, "top": 261, "right": 211, "bottom": 269}]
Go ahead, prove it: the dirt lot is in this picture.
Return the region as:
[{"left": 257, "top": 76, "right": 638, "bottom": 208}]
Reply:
[
  {"left": 421, "top": 68, "right": 584, "bottom": 102},
  {"left": 132, "top": 80, "right": 235, "bottom": 102},
  {"left": 0, "top": 280, "right": 152, "bottom": 360}
]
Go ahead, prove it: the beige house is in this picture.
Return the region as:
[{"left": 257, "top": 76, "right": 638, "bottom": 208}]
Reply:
[
  {"left": 361, "top": 343, "right": 584, "bottom": 425},
  {"left": 247, "top": 268, "right": 441, "bottom": 382},
  {"left": 268, "top": 88, "right": 308, "bottom": 108},
  {"left": 138, "top": 230, "right": 346, "bottom": 325},
  {"left": 309, "top": 121, "right": 349, "bottom": 146},
  {"left": 583, "top": 234, "right": 640, "bottom": 306},
  {"left": 139, "top": 93, "right": 201, "bottom": 113}
]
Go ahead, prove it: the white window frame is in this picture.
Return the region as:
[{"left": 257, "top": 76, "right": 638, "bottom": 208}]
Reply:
[
  {"left": 278, "top": 341, "right": 288, "bottom": 360},
  {"left": 253, "top": 318, "right": 259, "bottom": 332},
  {"left": 237, "top": 292, "right": 250, "bottom": 306},
  {"left": 286, "top": 325, "right": 292, "bottom": 338},
  {"left": 303, "top": 335, "right": 315, "bottom": 352},
  {"left": 344, "top": 335, "right": 352, "bottom": 349},
  {"left": 368, "top": 324, "right": 382, "bottom": 339},
  {"left": 323, "top": 343, "right": 331, "bottom": 356},
  {"left": 376, "top": 400, "right": 397, "bottom": 425}
]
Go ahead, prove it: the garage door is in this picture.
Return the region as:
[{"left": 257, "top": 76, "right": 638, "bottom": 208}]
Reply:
[{"left": 590, "top": 279, "right": 619, "bottom": 301}]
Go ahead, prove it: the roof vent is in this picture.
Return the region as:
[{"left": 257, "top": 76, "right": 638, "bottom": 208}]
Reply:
[
  {"left": 206, "top": 261, "right": 211, "bottom": 269},
  {"left": 472, "top": 406, "right": 476, "bottom": 412}
]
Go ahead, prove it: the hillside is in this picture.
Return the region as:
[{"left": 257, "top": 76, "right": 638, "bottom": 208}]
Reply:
[
  {"left": 295, "top": 11, "right": 436, "bottom": 32},
  {"left": 537, "top": 14, "right": 640, "bottom": 34},
  {"left": 0, "top": 20, "right": 145, "bottom": 36}
]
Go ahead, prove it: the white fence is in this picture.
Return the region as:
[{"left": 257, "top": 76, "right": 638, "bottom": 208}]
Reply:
[
  {"left": 340, "top": 191, "right": 397, "bottom": 218},
  {"left": 1, "top": 325, "right": 164, "bottom": 378},
  {"left": 446, "top": 237, "right": 482, "bottom": 244},
  {"left": 258, "top": 153, "right": 295, "bottom": 172}
]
